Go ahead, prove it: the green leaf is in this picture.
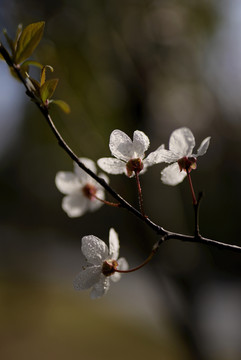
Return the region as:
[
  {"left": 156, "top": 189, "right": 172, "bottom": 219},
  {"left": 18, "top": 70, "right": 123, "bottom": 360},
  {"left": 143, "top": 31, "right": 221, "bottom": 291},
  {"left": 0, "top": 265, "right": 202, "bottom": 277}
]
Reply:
[
  {"left": 27, "top": 77, "right": 41, "bottom": 97},
  {"left": 15, "top": 21, "right": 45, "bottom": 64},
  {"left": 40, "top": 65, "right": 54, "bottom": 86},
  {"left": 21, "top": 60, "right": 43, "bottom": 69},
  {"left": 51, "top": 99, "right": 71, "bottom": 114},
  {"left": 40, "top": 78, "right": 59, "bottom": 102}
]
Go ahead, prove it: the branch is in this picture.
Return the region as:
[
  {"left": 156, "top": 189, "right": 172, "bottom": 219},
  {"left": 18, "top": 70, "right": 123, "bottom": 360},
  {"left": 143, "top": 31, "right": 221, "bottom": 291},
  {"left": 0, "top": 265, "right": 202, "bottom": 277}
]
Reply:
[{"left": 1, "top": 42, "right": 241, "bottom": 253}]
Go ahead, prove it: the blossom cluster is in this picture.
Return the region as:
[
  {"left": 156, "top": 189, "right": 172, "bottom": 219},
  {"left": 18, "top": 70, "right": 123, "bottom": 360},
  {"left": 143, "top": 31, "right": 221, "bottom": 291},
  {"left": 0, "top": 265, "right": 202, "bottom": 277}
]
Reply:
[{"left": 55, "top": 127, "right": 210, "bottom": 298}]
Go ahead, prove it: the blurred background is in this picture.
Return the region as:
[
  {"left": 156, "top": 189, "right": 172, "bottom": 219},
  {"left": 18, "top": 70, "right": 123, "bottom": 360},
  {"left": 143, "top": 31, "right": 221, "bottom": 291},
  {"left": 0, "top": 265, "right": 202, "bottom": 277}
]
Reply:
[{"left": 0, "top": 0, "right": 241, "bottom": 359}]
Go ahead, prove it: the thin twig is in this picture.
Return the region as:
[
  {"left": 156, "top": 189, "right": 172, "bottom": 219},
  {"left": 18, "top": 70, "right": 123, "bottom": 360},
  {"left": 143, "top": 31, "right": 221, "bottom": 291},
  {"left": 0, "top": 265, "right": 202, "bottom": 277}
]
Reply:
[
  {"left": 193, "top": 192, "right": 203, "bottom": 238},
  {"left": 93, "top": 194, "right": 121, "bottom": 208}
]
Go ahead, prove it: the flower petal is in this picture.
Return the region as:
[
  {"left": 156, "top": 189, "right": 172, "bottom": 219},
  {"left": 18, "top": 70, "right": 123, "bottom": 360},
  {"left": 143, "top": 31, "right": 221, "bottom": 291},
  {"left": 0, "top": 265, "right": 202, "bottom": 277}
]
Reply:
[
  {"left": 88, "top": 191, "right": 104, "bottom": 212},
  {"left": 111, "top": 257, "right": 128, "bottom": 282},
  {"left": 132, "top": 130, "right": 150, "bottom": 159},
  {"left": 98, "top": 173, "right": 109, "bottom": 185},
  {"left": 81, "top": 235, "right": 108, "bottom": 265},
  {"left": 117, "top": 257, "right": 129, "bottom": 271},
  {"left": 111, "top": 272, "right": 121, "bottom": 282},
  {"left": 169, "top": 127, "right": 195, "bottom": 157},
  {"left": 62, "top": 193, "right": 89, "bottom": 217},
  {"left": 74, "top": 158, "right": 97, "bottom": 183},
  {"left": 95, "top": 187, "right": 106, "bottom": 200},
  {"left": 73, "top": 265, "right": 101, "bottom": 290},
  {"left": 108, "top": 228, "right": 119, "bottom": 260},
  {"left": 90, "top": 275, "right": 110, "bottom": 299},
  {"left": 97, "top": 157, "right": 126, "bottom": 174},
  {"left": 144, "top": 145, "right": 178, "bottom": 167},
  {"left": 88, "top": 197, "right": 105, "bottom": 212},
  {"left": 193, "top": 136, "right": 211, "bottom": 157},
  {"left": 55, "top": 171, "right": 81, "bottom": 194},
  {"left": 109, "top": 130, "right": 134, "bottom": 161},
  {"left": 161, "top": 162, "right": 187, "bottom": 186}
]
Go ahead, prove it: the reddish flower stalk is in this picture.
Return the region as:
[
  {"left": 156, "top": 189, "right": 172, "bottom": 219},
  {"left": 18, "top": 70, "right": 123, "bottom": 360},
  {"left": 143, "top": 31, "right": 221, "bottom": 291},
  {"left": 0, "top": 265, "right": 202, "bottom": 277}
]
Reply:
[
  {"left": 93, "top": 194, "right": 121, "bottom": 208},
  {"left": 135, "top": 171, "right": 145, "bottom": 217},
  {"left": 186, "top": 170, "right": 197, "bottom": 205},
  {"left": 115, "top": 249, "right": 155, "bottom": 274}
]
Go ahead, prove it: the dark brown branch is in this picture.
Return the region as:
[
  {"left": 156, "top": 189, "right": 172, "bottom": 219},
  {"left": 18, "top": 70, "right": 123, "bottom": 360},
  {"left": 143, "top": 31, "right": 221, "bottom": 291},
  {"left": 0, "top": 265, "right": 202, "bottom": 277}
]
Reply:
[
  {"left": 194, "top": 192, "right": 203, "bottom": 237},
  {"left": 164, "top": 233, "right": 241, "bottom": 253},
  {"left": 1, "top": 41, "right": 241, "bottom": 253}
]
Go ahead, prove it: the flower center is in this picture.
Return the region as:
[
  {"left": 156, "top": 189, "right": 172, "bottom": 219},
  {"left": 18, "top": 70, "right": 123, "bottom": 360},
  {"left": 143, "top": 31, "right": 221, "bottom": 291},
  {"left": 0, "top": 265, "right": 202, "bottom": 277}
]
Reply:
[
  {"left": 102, "top": 259, "right": 118, "bottom": 276},
  {"left": 178, "top": 156, "right": 197, "bottom": 173},
  {"left": 82, "top": 183, "right": 97, "bottom": 200},
  {"left": 126, "top": 158, "right": 143, "bottom": 177}
]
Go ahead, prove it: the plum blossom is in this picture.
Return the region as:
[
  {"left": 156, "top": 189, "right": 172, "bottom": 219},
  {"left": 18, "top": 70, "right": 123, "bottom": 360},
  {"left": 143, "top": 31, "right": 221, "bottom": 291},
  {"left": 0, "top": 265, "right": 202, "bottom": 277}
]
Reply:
[
  {"left": 55, "top": 158, "right": 109, "bottom": 217},
  {"left": 159, "top": 127, "right": 211, "bottom": 186},
  {"left": 73, "top": 228, "right": 128, "bottom": 299},
  {"left": 97, "top": 129, "right": 166, "bottom": 177}
]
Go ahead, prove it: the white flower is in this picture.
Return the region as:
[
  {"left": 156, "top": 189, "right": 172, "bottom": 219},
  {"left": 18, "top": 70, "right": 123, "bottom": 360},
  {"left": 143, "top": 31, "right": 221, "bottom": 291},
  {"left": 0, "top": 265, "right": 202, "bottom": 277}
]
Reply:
[
  {"left": 97, "top": 129, "right": 166, "bottom": 177},
  {"left": 159, "top": 127, "right": 211, "bottom": 185},
  {"left": 73, "top": 228, "right": 128, "bottom": 299},
  {"left": 55, "top": 158, "right": 109, "bottom": 217}
]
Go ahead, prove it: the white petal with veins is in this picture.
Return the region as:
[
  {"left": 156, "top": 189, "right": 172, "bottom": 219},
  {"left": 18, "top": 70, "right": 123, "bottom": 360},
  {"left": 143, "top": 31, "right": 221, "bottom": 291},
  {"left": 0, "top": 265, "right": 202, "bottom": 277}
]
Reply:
[
  {"left": 161, "top": 162, "right": 187, "bottom": 186},
  {"left": 108, "top": 228, "right": 119, "bottom": 260},
  {"left": 169, "top": 127, "right": 195, "bottom": 157},
  {"left": 132, "top": 130, "right": 150, "bottom": 159},
  {"left": 109, "top": 129, "right": 134, "bottom": 161},
  {"left": 90, "top": 276, "right": 110, "bottom": 299},
  {"left": 81, "top": 235, "right": 109, "bottom": 265},
  {"left": 73, "top": 266, "right": 101, "bottom": 290},
  {"left": 194, "top": 136, "right": 211, "bottom": 157},
  {"left": 144, "top": 145, "right": 178, "bottom": 166},
  {"left": 97, "top": 157, "right": 126, "bottom": 174}
]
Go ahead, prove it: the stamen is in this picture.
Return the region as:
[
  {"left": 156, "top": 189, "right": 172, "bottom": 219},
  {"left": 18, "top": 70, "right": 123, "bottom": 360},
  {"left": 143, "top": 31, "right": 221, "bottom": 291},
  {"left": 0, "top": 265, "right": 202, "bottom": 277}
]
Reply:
[
  {"left": 82, "top": 183, "right": 97, "bottom": 200},
  {"left": 102, "top": 260, "right": 118, "bottom": 276},
  {"left": 126, "top": 158, "right": 143, "bottom": 177},
  {"left": 178, "top": 156, "right": 197, "bottom": 173}
]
